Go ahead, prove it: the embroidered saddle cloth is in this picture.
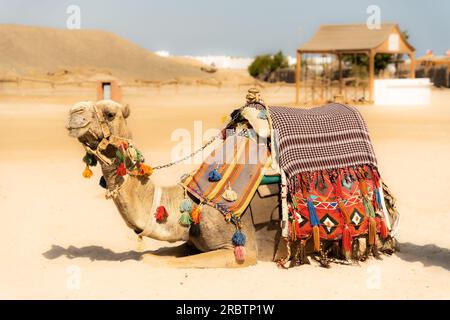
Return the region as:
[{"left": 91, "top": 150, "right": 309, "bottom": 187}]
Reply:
[{"left": 181, "top": 132, "right": 272, "bottom": 217}]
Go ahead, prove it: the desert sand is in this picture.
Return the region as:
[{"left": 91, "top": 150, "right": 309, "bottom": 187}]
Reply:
[{"left": 0, "top": 84, "right": 449, "bottom": 299}]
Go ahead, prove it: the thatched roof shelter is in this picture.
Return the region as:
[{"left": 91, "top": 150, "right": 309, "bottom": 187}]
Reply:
[{"left": 295, "top": 23, "right": 415, "bottom": 103}]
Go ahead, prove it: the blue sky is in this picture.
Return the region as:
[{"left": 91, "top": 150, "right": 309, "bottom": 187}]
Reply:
[{"left": 0, "top": 0, "right": 448, "bottom": 57}]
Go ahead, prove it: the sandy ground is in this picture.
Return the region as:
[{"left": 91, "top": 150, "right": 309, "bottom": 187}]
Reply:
[{"left": 0, "top": 85, "right": 449, "bottom": 299}]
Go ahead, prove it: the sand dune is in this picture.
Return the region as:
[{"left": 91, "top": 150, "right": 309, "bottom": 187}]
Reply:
[{"left": 0, "top": 24, "right": 251, "bottom": 83}]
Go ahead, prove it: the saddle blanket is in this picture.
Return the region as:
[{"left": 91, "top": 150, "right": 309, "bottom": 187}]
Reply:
[
  {"left": 181, "top": 132, "right": 272, "bottom": 217},
  {"left": 268, "top": 103, "right": 378, "bottom": 189}
]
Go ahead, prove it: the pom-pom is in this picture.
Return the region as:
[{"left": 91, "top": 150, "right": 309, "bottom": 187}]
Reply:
[
  {"left": 116, "top": 163, "right": 127, "bottom": 176},
  {"left": 99, "top": 176, "right": 107, "bottom": 189},
  {"left": 154, "top": 206, "right": 168, "bottom": 223},
  {"left": 234, "top": 246, "right": 246, "bottom": 262},
  {"left": 222, "top": 185, "right": 238, "bottom": 202},
  {"left": 179, "top": 211, "right": 192, "bottom": 226},
  {"left": 208, "top": 168, "right": 222, "bottom": 182},
  {"left": 139, "top": 163, "right": 153, "bottom": 177},
  {"left": 191, "top": 206, "right": 201, "bottom": 224},
  {"left": 83, "top": 153, "right": 97, "bottom": 167},
  {"left": 232, "top": 230, "right": 246, "bottom": 246},
  {"left": 179, "top": 198, "right": 193, "bottom": 213},
  {"left": 82, "top": 165, "right": 93, "bottom": 179}
]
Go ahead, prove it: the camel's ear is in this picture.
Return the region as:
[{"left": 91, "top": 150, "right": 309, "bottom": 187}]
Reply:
[{"left": 122, "top": 104, "right": 130, "bottom": 119}]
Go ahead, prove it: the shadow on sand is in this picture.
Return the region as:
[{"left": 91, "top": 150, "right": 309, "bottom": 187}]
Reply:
[
  {"left": 397, "top": 242, "right": 450, "bottom": 271},
  {"left": 42, "top": 243, "right": 198, "bottom": 262}
]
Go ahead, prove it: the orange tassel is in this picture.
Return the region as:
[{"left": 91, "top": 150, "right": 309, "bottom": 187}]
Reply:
[
  {"left": 359, "top": 179, "right": 368, "bottom": 196},
  {"left": 380, "top": 219, "right": 388, "bottom": 239},
  {"left": 313, "top": 225, "right": 320, "bottom": 252},
  {"left": 82, "top": 165, "right": 93, "bottom": 179},
  {"left": 191, "top": 206, "right": 201, "bottom": 224},
  {"left": 139, "top": 163, "right": 153, "bottom": 177},
  {"left": 337, "top": 200, "right": 350, "bottom": 224},
  {"left": 342, "top": 225, "right": 352, "bottom": 256},
  {"left": 368, "top": 217, "right": 377, "bottom": 245}
]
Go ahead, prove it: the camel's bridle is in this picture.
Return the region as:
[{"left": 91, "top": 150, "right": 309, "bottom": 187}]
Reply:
[{"left": 83, "top": 104, "right": 131, "bottom": 166}]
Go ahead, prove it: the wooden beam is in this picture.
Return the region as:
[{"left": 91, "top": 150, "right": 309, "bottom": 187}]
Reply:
[
  {"left": 296, "top": 51, "right": 302, "bottom": 104},
  {"left": 338, "top": 54, "right": 343, "bottom": 94},
  {"left": 409, "top": 52, "right": 415, "bottom": 78},
  {"left": 368, "top": 50, "right": 375, "bottom": 103}
]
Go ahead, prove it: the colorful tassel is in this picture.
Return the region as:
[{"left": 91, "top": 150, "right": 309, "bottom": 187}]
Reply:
[
  {"left": 179, "top": 198, "right": 193, "bottom": 213},
  {"left": 380, "top": 219, "right": 388, "bottom": 239},
  {"left": 191, "top": 205, "right": 202, "bottom": 224},
  {"left": 208, "top": 168, "right": 222, "bottom": 182},
  {"left": 307, "top": 199, "right": 320, "bottom": 226},
  {"left": 375, "top": 189, "right": 383, "bottom": 210},
  {"left": 82, "top": 165, "right": 93, "bottom": 179},
  {"left": 363, "top": 197, "right": 376, "bottom": 218},
  {"left": 116, "top": 163, "right": 127, "bottom": 176},
  {"left": 368, "top": 217, "right": 377, "bottom": 245},
  {"left": 342, "top": 225, "right": 352, "bottom": 257},
  {"left": 313, "top": 225, "right": 320, "bottom": 252},
  {"left": 82, "top": 153, "right": 97, "bottom": 166},
  {"left": 234, "top": 246, "right": 246, "bottom": 262},
  {"left": 154, "top": 206, "right": 168, "bottom": 223},
  {"left": 138, "top": 163, "right": 153, "bottom": 177},
  {"left": 359, "top": 179, "right": 368, "bottom": 196},
  {"left": 179, "top": 211, "right": 192, "bottom": 226},
  {"left": 337, "top": 200, "right": 350, "bottom": 224},
  {"left": 99, "top": 176, "right": 107, "bottom": 189},
  {"left": 222, "top": 184, "right": 238, "bottom": 202},
  {"left": 232, "top": 230, "right": 246, "bottom": 246}
]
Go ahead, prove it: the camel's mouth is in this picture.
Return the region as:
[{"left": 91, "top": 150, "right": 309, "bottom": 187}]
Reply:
[{"left": 66, "top": 105, "right": 94, "bottom": 138}]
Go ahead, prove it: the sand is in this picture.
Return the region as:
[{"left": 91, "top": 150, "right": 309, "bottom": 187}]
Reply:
[{"left": 0, "top": 85, "right": 449, "bottom": 299}]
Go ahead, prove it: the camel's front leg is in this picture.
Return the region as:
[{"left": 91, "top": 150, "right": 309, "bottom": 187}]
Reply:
[{"left": 141, "top": 248, "right": 257, "bottom": 269}]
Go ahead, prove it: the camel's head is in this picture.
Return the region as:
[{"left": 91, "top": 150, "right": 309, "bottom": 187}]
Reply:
[{"left": 66, "top": 100, "right": 131, "bottom": 152}]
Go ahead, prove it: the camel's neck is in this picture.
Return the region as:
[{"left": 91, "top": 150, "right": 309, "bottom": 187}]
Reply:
[{"left": 100, "top": 162, "right": 189, "bottom": 242}]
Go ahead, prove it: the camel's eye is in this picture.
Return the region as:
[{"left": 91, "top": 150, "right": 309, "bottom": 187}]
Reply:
[{"left": 105, "top": 111, "right": 115, "bottom": 121}]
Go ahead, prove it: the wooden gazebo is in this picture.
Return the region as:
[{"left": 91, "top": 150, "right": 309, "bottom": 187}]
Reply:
[{"left": 295, "top": 23, "right": 415, "bottom": 103}]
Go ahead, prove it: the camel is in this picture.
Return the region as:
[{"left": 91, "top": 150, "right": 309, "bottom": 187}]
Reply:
[
  {"left": 66, "top": 99, "right": 287, "bottom": 268},
  {"left": 66, "top": 98, "right": 398, "bottom": 268}
]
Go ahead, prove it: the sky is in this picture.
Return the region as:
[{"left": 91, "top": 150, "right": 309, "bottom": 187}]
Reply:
[{"left": 0, "top": 0, "right": 448, "bottom": 57}]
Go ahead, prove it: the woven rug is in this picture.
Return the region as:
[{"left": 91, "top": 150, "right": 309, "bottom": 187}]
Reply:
[
  {"left": 181, "top": 132, "right": 272, "bottom": 217},
  {"left": 268, "top": 103, "right": 378, "bottom": 191}
]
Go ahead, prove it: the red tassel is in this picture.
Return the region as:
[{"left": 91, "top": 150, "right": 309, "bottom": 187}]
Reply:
[
  {"left": 234, "top": 246, "right": 246, "bottom": 262},
  {"left": 154, "top": 206, "right": 168, "bottom": 223},
  {"left": 191, "top": 206, "right": 201, "bottom": 224},
  {"left": 380, "top": 219, "right": 388, "bottom": 239},
  {"left": 342, "top": 225, "right": 352, "bottom": 256},
  {"left": 117, "top": 163, "right": 127, "bottom": 176}
]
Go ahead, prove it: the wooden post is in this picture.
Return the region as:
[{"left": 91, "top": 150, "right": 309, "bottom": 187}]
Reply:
[
  {"left": 368, "top": 50, "right": 375, "bottom": 103},
  {"left": 409, "top": 52, "right": 415, "bottom": 78},
  {"left": 296, "top": 51, "right": 302, "bottom": 104},
  {"left": 338, "top": 54, "right": 343, "bottom": 94}
]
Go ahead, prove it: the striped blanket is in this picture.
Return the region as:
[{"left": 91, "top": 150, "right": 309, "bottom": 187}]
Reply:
[
  {"left": 268, "top": 103, "right": 378, "bottom": 190},
  {"left": 181, "top": 132, "right": 272, "bottom": 217}
]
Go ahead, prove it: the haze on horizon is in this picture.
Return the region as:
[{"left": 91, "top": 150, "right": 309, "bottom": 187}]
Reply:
[{"left": 0, "top": 0, "right": 448, "bottom": 57}]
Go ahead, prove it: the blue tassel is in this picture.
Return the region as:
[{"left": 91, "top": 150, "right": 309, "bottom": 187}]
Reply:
[
  {"left": 208, "top": 168, "right": 222, "bottom": 182},
  {"left": 375, "top": 189, "right": 383, "bottom": 210},
  {"left": 179, "top": 198, "right": 193, "bottom": 213},
  {"left": 307, "top": 199, "right": 321, "bottom": 227},
  {"left": 99, "top": 176, "right": 107, "bottom": 189},
  {"left": 232, "top": 230, "right": 246, "bottom": 246}
]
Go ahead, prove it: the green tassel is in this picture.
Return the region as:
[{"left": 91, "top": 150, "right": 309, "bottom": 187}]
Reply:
[
  {"left": 179, "top": 211, "right": 192, "bottom": 226},
  {"left": 363, "top": 197, "right": 376, "bottom": 218}
]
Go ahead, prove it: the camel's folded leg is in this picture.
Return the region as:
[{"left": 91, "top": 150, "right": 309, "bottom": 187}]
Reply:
[{"left": 141, "top": 249, "right": 257, "bottom": 269}]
